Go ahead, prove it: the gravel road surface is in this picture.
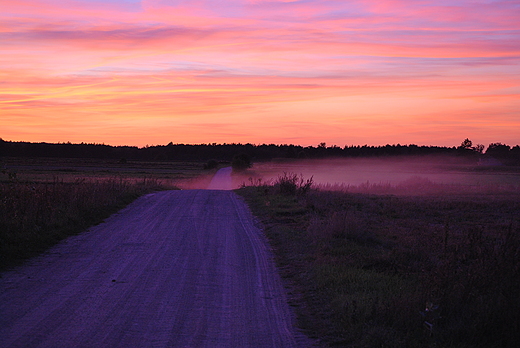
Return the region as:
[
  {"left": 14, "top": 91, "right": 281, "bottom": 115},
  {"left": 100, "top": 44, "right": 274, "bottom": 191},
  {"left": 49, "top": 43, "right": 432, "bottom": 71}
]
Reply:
[
  {"left": 207, "top": 167, "right": 234, "bottom": 190},
  {"left": 0, "top": 188, "right": 310, "bottom": 347}
]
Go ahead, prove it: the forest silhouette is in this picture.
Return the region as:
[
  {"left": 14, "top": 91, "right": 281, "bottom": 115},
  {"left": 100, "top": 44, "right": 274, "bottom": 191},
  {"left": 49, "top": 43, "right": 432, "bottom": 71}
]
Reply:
[{"left": 1, "top": 139, "right": 519, "bottom": 165}]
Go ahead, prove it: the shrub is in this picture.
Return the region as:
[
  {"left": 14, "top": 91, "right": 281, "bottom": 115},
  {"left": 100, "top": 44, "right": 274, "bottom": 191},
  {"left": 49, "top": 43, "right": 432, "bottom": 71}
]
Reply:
[
  {"left": 203, "top": 159, "right": 219, "bottom": 170},
  {"left": 275, "top": 172, "right": 313, "bottom": 196},
  {"left": 231, "top": 153, "right": 252, "bottom": 172}
]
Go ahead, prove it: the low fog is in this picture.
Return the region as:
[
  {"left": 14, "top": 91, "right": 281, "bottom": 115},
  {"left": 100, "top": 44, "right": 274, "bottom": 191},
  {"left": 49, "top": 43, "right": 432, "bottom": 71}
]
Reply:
[{"left": 237, "top": 156, "right": 520, "bottom": 194}]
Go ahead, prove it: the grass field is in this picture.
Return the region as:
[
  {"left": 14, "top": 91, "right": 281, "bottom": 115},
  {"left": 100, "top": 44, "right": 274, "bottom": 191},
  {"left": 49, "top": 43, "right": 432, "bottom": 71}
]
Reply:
[
  {"left": 3, "top": 156, "right": 519, "bottom": 346},
  {"left": 1, "top": 157, "right": 216, "bottom": 185},
  {"left": 237, "top": 171, "right": 520, "bottom": 347},
  {"left": 0, "top": 157, "right": 214, "bottom": 269}
]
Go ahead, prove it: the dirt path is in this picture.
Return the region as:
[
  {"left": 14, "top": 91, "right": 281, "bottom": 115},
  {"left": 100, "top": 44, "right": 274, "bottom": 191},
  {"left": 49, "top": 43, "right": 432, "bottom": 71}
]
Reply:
[
  {"left": 207, "top": 167, "right": 234, "bottom": 190},
  {"left": 0, "top": 189, "right": 311, "bottom": 347}
]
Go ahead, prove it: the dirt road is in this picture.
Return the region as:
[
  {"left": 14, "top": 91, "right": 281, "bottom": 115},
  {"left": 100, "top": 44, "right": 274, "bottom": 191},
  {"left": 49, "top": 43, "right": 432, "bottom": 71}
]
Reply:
[
  {"left": 0, "top": 189, "right": 310, "bottom": 347},
  {"left": 207, "top": 167, "right": 234, "bottom": 190}
]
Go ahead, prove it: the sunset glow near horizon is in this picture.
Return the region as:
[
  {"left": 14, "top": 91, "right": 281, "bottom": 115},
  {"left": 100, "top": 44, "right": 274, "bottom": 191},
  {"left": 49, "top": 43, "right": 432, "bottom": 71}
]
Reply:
[{"left": 1, "top": 0, "right": 519, "bottom": 148}]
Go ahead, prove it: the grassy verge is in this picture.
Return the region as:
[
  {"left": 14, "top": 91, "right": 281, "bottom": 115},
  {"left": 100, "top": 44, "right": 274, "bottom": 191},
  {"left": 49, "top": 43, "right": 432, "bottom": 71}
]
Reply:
[
  {"left": 236, "top": 174, "right": 520, "bottom": 347},
  {"left": 0, "top": 177, "right": 172, "bottom": 270},
  {"left": 0, "top": 158, "right": 219, "bottom": 270}
]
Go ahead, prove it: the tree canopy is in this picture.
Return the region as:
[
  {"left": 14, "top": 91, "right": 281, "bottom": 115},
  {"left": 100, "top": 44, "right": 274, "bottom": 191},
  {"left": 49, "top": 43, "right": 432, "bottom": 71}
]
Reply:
[{"left": 1, "top": 139, "right": 518, "bottom": 165}]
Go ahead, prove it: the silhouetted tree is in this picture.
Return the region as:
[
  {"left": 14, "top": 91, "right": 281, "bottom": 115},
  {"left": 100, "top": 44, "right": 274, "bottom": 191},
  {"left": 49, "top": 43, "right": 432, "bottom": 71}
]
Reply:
[
  {"left": 486, "top": 143, "right": 510, "bottom": 158},
  {"left": 460, "top": 138, "right": 473, "bottom": 149},
  {"left": 203, "top": 159, "right": 219, "bottom": 170},
  {"left": 231, "top": 153, "right": 252, "bottom": 172},
  {"left": 1, "top": 139, "right": 518, "bottom": 163},
  {"left": 474, "top": 144, "right": 485, "bottom": 154}
]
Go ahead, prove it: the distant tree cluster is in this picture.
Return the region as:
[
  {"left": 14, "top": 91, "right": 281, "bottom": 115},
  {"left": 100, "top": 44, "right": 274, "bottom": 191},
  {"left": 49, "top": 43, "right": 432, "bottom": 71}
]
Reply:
[
  {"left": 231, "top": 153, "right": 252, "bottom": 172},
  {"left": 0, "top": 138, "right": 518, "bottom": 165}
]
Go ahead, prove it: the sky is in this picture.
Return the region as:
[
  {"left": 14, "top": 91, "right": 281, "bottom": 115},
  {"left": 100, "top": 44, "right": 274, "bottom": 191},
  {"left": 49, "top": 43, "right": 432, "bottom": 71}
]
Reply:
[{"left": 1, "top": 0, "right": 519, "bottom": 148}]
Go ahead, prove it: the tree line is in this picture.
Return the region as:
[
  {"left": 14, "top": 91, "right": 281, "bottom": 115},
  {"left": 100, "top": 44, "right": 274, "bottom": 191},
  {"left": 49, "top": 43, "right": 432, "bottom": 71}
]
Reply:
[{"left": 1, "top": 138, "right": 518, "bottom": 165}]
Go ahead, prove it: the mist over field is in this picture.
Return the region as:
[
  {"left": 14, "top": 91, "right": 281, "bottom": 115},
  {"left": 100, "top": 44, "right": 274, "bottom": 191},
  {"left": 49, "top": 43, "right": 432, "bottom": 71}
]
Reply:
[{"left": 240, "top": 156, "right": 520, "bottom": 193}]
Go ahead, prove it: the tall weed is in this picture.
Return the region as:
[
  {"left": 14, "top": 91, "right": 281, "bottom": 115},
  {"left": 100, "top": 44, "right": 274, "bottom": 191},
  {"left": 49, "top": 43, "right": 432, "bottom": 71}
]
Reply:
[{"left": 274, "top": 172, "right": 314, "bottom": 196}]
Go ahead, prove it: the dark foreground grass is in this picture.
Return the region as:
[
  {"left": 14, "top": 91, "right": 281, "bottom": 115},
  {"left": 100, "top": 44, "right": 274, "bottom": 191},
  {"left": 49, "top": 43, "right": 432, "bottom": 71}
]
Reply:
[
  {"left": 237, "top": 174, "right": 520, "bottom": 347},
  {"left": 0, "top": 177, "right": 172, "bottom": 270}
]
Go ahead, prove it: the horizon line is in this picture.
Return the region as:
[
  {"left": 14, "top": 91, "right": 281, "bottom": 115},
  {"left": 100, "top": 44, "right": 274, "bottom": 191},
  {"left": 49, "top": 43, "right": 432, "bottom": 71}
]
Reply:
[{"left": 2, "top": 138, "right": 518, "bottom": 150}]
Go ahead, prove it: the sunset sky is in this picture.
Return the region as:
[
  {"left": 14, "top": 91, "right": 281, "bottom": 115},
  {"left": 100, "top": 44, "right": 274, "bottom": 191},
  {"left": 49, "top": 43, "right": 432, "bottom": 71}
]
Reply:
[{"left": 1, "top": 0, "right": 519, "bottom": 147}]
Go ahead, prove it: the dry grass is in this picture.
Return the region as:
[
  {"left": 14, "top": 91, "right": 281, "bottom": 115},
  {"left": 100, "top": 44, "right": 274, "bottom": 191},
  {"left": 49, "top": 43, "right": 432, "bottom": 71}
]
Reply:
[
  {"left": 0, "top": 176, "right": 173, "bottom": 270},
  {"left": 237, "top": 174, "right": 520, "bottom": 347},
  {"left": 0, "top": 158, "right": 215, "bottom": 270},
  {"left": 317, "top": 175, "right": 520, "bottom": 196}
]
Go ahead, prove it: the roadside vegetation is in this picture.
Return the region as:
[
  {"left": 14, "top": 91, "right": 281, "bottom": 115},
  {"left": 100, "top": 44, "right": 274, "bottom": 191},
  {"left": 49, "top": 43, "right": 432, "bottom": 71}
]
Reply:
[
  {"left": 0, "top": 177, "right": 170, "bottom": 270},
  {"left": 0, "top": 158, "right": 213, "bottom": 270},
  {"left": 237, "top": 173, "right": 520, "bottom": 347}
]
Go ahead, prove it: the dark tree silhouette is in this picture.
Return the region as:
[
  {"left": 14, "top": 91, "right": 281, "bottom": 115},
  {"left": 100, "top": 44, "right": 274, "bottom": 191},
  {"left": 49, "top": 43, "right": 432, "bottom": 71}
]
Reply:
[
  {"left": 1, "top": 139, "right": 518, "bottom": 164},
  {"left": 460, "top": 138, "right": 473, "bottom": 149},
  {"left": 231, "top": 153, "right": 252, "bottom": 172},
  {"left": 486, "top": 143, "right": 511, "bottom": 158},
  {"left": 474, "top": 144, "right": 485, "bottom": 154}
]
